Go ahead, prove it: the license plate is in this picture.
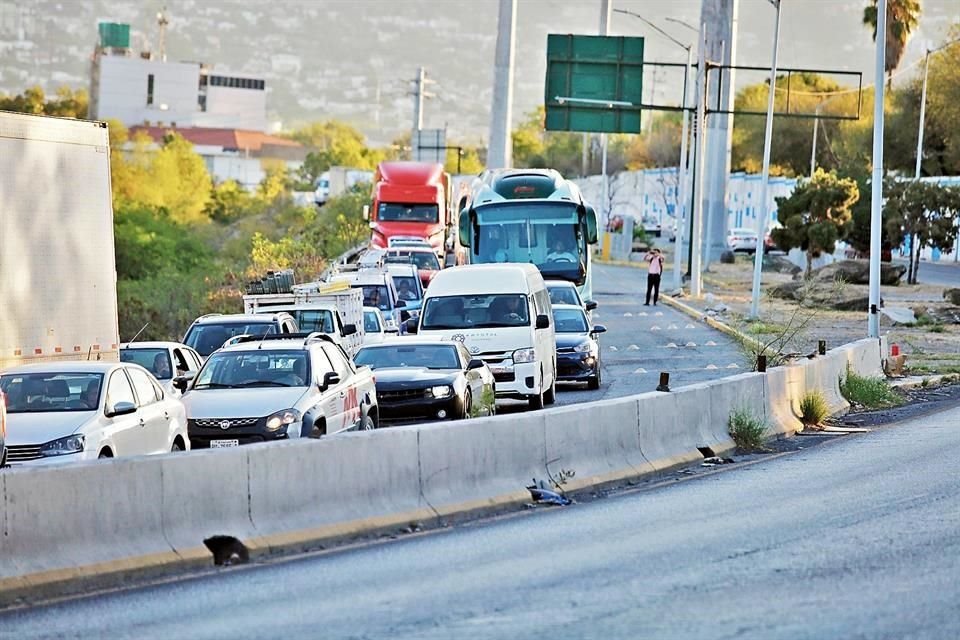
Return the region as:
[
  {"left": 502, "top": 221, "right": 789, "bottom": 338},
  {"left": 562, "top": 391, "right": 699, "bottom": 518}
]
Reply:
[
  {"left": 490, "top": 366, "right": 510, "bottom": 375},
  {"left": 210, "top": 439, "right": 239, "bottom": 448}
]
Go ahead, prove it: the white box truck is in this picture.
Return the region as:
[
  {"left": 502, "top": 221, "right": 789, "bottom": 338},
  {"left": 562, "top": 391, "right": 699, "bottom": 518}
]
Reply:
[
  {"left": 242, "top": 282, "right": 365, "bottom": 356},
  {"left": 0, "top": 111, "right": 120, "bottom": 369}
]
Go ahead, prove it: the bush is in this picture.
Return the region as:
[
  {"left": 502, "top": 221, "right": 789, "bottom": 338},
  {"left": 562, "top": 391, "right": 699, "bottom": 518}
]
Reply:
[
  {"left": 728, "top": 407, "right": 768, "bottom": 451},
  {"left": 799, "top": 391, "right": 829, "bottom": 427},
  {"left": 840, "top": 367, "right": 902, "bottom": 408}
]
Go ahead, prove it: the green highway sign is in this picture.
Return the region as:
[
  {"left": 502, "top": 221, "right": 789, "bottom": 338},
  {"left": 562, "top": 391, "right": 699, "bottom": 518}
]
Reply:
[{"left": 545, "top": 34, "right": 645, "bottom": 134}]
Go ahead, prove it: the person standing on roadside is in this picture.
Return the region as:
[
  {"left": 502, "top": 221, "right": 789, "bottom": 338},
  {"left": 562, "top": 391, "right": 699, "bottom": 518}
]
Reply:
[{"left": 644, "top": 248, "right": 664, "bottom": 306}]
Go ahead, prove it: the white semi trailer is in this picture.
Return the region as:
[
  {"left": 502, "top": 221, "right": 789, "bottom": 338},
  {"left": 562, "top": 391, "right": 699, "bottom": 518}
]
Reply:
[{"left": 0, "top": 111, "right": 120, "bottom": 369}]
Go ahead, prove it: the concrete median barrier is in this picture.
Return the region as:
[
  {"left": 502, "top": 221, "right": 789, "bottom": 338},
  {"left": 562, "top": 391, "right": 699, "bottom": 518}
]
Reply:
[
  {"left": 0, "top": 337, "right": 890, "bottom": 606},
  {"left": 160, "top": 447, "right": 258, "bottom": 562},
  {"left": 417, "top": 412, "right": 546, "bottom": 518},
  {"left": 0, "top": 457, "right": 173, "bottom": 602},
  {"left": 247, "top": 430, "right": 425, "bottom": 553},
  {"left": 543, "top": 397, "right": 651, "bottom": 491}
]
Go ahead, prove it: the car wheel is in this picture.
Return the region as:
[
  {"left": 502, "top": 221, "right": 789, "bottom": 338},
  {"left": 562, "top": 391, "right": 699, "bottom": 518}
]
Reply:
[
  {"left": 528, "top": 388, "right": 544, "bottom": 410},
  {"left": 359, "top": 413, "right": 376, "bottom": 431},
  {"left": 171, "top": 440, "right": 184, "bottom": 453},
  {"left": 544, "top": 374, "right": 557, "bottom": 405},
  {"left": 461, "top": 390, "right": 473, "bottom": 420},
  {"left": 588, "top": 367, "right": 601, "bottom": 390},
  {"left": 98, "top": 449, "right": 113, "bottom": 459}
]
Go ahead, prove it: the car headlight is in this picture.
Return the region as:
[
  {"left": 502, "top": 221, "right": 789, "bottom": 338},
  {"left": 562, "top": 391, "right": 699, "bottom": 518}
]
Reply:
[
  {"left": 41, "top": 434, "right": 85, "bottom": 457},
  {"left": 513, "top": 348, "right": 537, "bottom": 363},
  {"left": 426, "top": 385, "right": 452, "bottom": 399},
  {"left": 573, "top": 341, "right": 595, "bottom": 354},
  {"left": 265, "top": 408, "right": 302, "bottom": 432}
]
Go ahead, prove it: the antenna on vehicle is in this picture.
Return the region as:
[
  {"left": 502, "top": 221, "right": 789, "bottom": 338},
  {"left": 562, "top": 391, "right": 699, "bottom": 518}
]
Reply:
[
  {"left": 257, "top": 330, "right": 269, "bottom": 350},
  {"left": 127, "top": 323, "right": 150, "bottom": 344}
]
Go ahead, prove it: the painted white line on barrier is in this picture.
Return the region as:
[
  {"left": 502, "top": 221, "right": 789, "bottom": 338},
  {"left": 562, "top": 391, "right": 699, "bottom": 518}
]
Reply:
[
  {"left": 686, "top": 342, "right": 697, "bottom": 347},
  {"left": 651, "top": 326, "right": 662, "bottom": 331},
  {"left": 705, "top": 364, "right": 718, "bottom": 370}
]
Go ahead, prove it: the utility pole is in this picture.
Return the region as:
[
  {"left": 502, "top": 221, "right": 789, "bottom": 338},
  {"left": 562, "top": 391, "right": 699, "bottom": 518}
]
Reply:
[
  {"left": 699, "top": 0, "right": 739, "bottom": 265},
  {"left": 487, "top": 0, "right": 516, "bottom": 169},
  {"left": 690, "top": 21, "right": 708, "bottom": 297},
  {"left": 599, "top": 0, "right": 612, "bottom": 224},
  {"left": 411, "top": 67, "right": 435, "bottom": 162},
  {"left": 868, "top": 0, "right": 886, "bottom": 338},
  {"left": 748, "top": 0, "right": 782, "bottom": 319}
]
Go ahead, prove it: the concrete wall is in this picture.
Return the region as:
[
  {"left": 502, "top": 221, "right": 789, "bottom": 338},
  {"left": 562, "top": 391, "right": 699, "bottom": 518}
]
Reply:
[{"left": 0, "top": 337, "right": 886, "bottom": 603}]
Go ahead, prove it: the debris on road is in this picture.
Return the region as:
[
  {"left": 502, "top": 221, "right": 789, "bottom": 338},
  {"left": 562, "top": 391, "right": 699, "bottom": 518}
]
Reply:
[
  {"left": 701, "top": 456, "right": 735, "bottom": 467},
  {"left": 527, "top": 479, "right": 572, "bottom": 506}
]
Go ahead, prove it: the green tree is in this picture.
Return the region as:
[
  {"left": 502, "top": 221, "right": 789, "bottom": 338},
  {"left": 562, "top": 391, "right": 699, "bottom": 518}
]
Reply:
[
  {"left": 626, "top": 113, "right": 682, "bottom": 169},
  {"left": 139, "top": 133, "right": 213, "bottom": 224},
  {"left": 0, "top": 85, "right": 88, "bottom": 118},
  {"left": 771, "top": 169, "right": 860, "bottom": 277},
  {"left": 290, "top": 120, "right": 384, "bottom": 184},
  {"left": 883, "top": 180, "right": 960, "bottom": 283},
  {"left": 205, "top": 179, "right": 255, "bottom": 223},
  {"left": 863, "top": 0, "right": 922, "bottom": 88}
]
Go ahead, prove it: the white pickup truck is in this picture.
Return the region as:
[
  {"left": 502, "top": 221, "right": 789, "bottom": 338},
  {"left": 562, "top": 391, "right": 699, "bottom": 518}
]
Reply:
[
  {"left": 242, "top": 283, "right": 364, "bottom": 356},
  {"left": 179, "top": 333, "right": 380, "bottom": 447}
]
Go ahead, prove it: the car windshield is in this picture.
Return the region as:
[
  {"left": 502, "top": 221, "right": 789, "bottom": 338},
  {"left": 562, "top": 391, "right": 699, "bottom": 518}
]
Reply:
[
  {"left": 393, "top": 276, "right": 421, "bottom": 302},
  {"left": 378, "top": 203, "right": 439, "bottom": 223},
  {"left": 0, "top": 373, "right": 104, "bottom": 413},
  {"left": 185, "top": 322, "right": 277, "bottom": 357},
  {"left": 193, "top": 350, "right": 311, "bottom": 389},
  {"left": 292, "top": 309, "right": 335, "bottom": 333},
  {"left": 553, "top": 308, "right": 589, "bottom": 333},
  {"left": 386, "top": 251, "right": 440, "bottom": 271},
  {"left": 363, "top": 311, "right": 382, "bottom": 333},
  {"left": 356, "top": 285, "right": 392, "bottom": 311},
  {"left": 120, "top": 348, "right": 173, "bottom": 380},
  {"left": 355, "top": 344, "right": 460, "bottom": 370},
  {"left": 421, "top": 294, "right": 529, "bottom": 330},
  {"left": 548, "top": 284, "right": 581, "bottom": 306}
]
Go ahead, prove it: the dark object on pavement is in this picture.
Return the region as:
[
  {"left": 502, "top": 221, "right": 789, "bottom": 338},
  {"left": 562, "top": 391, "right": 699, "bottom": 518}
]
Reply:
[
  {"left": 762, "top": 255, "right": 802, "bottom": 275},
  {"left": 527, "top": 479, "right": 571, "bottom": 506},
  {"left": 944, "top": 288, "right": 960, "bottom": 306},
  {"left": 720, "top": 250, "right": 736, "bottom": 264},
  {"left": 204, "top": 535, "right": 250, "bottom": 566}
]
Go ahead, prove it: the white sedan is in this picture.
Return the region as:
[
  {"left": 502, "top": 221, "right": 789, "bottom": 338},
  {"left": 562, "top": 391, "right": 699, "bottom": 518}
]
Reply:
[
  {"left": 120, "top": 341, "right": 204, "bottom": 396},
  {"left": 0, "top": 362, "right": 189, "bottom": 466},
  {"left": 727, "top": 228, "right": 760, "bottom": 253},
  {"left": 362, "top": 306, "right": 387, "bottom": 345}
]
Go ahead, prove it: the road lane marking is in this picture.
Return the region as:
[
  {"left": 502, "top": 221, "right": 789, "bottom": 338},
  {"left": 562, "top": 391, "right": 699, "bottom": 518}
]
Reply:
[
  {"left": 705, "top": 364, "right": 718, "bottom": 370},
  {"left": 633, "top": 367, "right": 648, "bottom": 374},
  {"left": 650, "top": 326, "right": 662, "bottom": 331},
  {"left": 685, "top": 341, "right": 697, "bottom": 347}
]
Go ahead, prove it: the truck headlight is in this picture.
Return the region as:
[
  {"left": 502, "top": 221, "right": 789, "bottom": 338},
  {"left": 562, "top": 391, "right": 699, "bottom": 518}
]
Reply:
[
  {"left": 41, "top": 434, "right": 85, "bottom": 456},
  {"left": 513, "top": 348, "right": 536, "bottom": 363},
  {"left": 265, "top": 408, "right": 301, "bottom": 432},
  {"left": 426, "top": 385, "right": 452, "bottom": 398}
]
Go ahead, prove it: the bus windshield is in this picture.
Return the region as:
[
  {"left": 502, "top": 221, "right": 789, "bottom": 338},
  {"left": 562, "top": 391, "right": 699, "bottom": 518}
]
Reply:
[{"left": 472, "top": 203, "right": 585, "bottom": 282}]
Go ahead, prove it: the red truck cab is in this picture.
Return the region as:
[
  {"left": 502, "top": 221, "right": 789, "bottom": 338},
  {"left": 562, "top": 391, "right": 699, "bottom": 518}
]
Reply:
[{"left": 365, "top": 162, "right": 451, "bottom": 259}]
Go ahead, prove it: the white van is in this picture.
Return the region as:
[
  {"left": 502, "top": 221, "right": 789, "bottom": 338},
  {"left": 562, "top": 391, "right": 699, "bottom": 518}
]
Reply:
[{"left": 409, "top": 263, "right": 557, "bottom": 409}]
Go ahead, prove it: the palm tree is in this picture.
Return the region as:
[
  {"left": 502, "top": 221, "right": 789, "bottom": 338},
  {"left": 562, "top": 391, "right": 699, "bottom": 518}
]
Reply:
[{"left": 863, "top": 0, "right": 922, "bottom": 88}]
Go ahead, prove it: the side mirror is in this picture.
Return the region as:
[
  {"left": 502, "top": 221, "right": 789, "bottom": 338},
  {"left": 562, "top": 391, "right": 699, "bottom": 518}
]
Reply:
[
  {"left": 405, "top": 318, "right": 419, "bottom": 334},
  {"left": 585, "top": 300, "right": 598, "bottom": 311},
  {"left": 467, "top": 358, "right": 485, "bottom": 370},
  {"left": 362, "top": 204, "right": 370, "bottom": 221},
  {"left": 584, "top": 205, "right": 598, "bottom": 244},
  {"left": 535, "top": 314, "right": 550, "bottom": 330},
  {"left": 592, "top": 324, "right": 607, "bottom": 334},
  {"left": 321, "top": 371, "right": 341, "bottom": 390},
  {"left": 343, "top": 323, "right": 358, "bottom": 336},
  {"left": 105, "top": 401, "right": 137, "bottom": 418},
  {"left": 458, "top": 209, "right": 472, "bottom": 247}
]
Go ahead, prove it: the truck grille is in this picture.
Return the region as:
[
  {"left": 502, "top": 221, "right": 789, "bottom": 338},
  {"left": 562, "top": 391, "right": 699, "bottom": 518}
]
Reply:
[
  {"left": 493, "top": 372, "right": 515, "bottom": 383},
  {"left": 6, "top": 445, "right": 43, "bottom": 463},
  {"left": 191, "top": 417, "right": 259, "bottom": 429}
]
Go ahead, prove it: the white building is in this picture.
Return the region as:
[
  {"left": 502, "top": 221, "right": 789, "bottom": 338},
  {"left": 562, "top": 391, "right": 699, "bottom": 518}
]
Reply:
[{"left": 90, "top": 24, "right": 267, "bottom": 131}]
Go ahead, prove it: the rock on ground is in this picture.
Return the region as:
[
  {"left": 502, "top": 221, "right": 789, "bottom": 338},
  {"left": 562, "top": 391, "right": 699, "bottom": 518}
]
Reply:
[{"left": 793, "top": 260, "right": 906, "bottom": 286}]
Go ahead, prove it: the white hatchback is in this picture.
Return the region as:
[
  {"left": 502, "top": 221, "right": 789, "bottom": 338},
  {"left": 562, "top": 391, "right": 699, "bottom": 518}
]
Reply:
[{"left": 0, "top": 362, "right": 189, "bottom": 466}]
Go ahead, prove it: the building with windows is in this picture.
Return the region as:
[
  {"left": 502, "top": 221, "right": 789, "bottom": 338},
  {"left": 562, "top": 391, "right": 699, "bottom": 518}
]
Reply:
[{"left": 89, "top": 22, "right": 268, "bottom": 132}]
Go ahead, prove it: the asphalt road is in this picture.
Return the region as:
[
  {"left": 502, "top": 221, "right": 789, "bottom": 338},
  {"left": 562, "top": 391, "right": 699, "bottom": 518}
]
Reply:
[
  {"left": 894, "top": 258, "right": 960, "bottom": 288},
  {"left": 551, "top": 262, "right": 744, "bottom": 408},
  {"left": 5, "top": 402, "right": 958, "bottom": 639}
]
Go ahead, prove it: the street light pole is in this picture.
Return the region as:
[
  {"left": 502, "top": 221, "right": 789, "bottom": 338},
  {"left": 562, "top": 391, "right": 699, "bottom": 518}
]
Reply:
[
  {"left": 867, "top": 0, "right": 886, "bottom": 338},
  {"left": 674, "top": 45, "right": 693, "bottom": 292},
  {"left": 690, "top": 20, "right": 708, "bottom": 297},
  {"left": 748, "top": 0, "right": 782, "bottom": 319},
  {"left": 914, "top": 49, "right": 930, "bottom": 181},
  {"left": 810, "top": 103, "right": 821, "bottom": 177}
]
